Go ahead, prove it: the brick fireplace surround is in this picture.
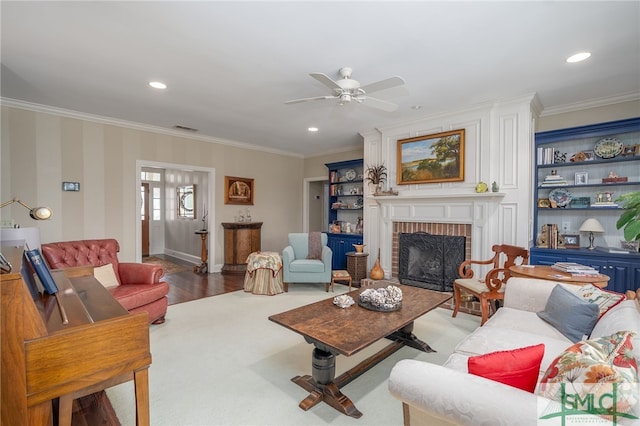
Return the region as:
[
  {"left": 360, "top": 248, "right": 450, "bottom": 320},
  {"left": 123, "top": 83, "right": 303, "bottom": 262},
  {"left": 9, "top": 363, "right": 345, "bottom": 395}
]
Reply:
[{"left": 362, "top": 221, "right": 484, "bottom": 316}]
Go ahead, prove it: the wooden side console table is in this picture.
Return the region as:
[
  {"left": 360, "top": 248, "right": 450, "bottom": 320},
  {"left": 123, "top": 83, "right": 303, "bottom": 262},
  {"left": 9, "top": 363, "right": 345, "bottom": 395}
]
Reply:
[{"left": 221, "top": 222, "right": 262, "bottom": 275}]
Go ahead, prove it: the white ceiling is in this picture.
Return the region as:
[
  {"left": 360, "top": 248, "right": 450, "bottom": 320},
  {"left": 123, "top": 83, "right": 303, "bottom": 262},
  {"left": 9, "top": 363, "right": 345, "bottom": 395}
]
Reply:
[{"left": 2, "top": 1, "right": 639, "bottom": 158}]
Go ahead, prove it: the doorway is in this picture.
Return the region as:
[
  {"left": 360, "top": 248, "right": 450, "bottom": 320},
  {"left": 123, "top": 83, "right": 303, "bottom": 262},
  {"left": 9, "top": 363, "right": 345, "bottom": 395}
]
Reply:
[
  {"left": 303, "top": 176, "right": 328, "bottom": 233},
  {"left": 141, "top": 183, "right": 150, "bottom": 256},
  {"left": 135, "top": 160, "right": 216, "bottom": 269}
]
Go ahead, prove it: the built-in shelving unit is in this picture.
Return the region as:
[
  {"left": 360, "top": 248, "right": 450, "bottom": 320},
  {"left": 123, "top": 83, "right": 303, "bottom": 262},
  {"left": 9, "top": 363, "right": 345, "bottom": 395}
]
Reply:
[
  {"left": 531, "top": 117, "right": 640, "bottom": 292},
  {"left": 326, "top": 159, "right": 364, "bottom": 270}
]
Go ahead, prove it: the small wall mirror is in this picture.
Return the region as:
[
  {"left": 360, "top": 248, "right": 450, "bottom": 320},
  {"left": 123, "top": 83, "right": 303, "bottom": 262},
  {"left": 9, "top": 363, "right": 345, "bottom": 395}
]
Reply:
[{"left": 177, "top": 184, "right": 196, "bottom": 219}]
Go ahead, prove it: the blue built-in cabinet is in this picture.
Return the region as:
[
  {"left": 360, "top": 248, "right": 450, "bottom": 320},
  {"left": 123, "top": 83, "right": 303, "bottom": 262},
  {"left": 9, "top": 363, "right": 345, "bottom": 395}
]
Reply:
[
  {"left": 326, "top": 159, "right": 364, "bottom": 270},
  {"left": 531, "top": 117, "right": 640, "bottom": 293}
]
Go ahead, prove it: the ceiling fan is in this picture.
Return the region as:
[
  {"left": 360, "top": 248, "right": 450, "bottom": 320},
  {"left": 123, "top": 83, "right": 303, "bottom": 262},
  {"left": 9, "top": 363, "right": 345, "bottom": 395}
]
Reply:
[{"left": 285, "top": 67, "right": 405, "bottom": 112}]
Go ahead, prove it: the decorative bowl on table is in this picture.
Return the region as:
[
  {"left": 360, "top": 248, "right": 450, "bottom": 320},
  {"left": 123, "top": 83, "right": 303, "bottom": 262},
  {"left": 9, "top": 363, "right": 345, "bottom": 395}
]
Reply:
[
  {"left": 358, "top": 286, "right": 403, "bottom": 312},
  {"left": 353, "top": 244, "right": 366, "bottom": 253}
]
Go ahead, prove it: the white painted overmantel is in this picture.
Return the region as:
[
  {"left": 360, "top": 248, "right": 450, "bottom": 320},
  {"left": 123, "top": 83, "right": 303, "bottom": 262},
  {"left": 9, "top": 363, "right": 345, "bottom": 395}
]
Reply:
[{"left": 361, "top": 94, "right": 542, "bottom": 278}]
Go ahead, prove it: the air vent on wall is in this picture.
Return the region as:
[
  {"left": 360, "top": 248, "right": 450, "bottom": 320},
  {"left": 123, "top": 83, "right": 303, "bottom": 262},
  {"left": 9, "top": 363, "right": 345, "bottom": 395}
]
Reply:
[{"left": 173, "top": 125, "right": 199, "bottom": 132}]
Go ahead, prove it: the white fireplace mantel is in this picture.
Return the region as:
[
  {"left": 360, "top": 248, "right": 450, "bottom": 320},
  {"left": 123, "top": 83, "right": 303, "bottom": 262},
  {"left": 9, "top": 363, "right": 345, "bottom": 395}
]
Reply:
[
  {"left": 365, "top": 192, "right": 507, "bottom": 279},
  {"left": 370, "top": 192, "right": 505, "bottom": 203}
]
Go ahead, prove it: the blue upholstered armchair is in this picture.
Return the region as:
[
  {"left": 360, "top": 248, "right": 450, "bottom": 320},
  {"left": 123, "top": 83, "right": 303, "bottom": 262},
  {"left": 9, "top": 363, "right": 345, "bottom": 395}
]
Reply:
[{"left": 282, "top": 233, "right": 332, "bottom": 292}]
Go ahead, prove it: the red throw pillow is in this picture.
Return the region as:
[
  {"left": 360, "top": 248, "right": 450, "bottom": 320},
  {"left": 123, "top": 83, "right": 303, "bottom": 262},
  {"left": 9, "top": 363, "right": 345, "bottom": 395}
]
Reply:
[{"left": 468, "top": 344, "right": 545, "bottom": 393}]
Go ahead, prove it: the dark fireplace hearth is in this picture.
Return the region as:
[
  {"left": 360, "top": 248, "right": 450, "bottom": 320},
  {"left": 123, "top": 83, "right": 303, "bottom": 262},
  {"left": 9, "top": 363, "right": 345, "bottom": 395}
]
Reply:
[{"left": 398, "top": 232, "right": 465, "bottom": 292}]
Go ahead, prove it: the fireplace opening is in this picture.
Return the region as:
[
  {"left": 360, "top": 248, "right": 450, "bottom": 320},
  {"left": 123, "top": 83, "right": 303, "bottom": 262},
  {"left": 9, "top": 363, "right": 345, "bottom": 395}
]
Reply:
[{"left": 398, "top": 232, "right": 465, "bottom": 292}]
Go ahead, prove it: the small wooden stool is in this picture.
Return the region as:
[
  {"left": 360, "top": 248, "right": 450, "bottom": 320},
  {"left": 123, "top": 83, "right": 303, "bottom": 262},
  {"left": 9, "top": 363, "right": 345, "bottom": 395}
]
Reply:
[{"left": 331, "top": 270, "right": 352, "bottom": 292}]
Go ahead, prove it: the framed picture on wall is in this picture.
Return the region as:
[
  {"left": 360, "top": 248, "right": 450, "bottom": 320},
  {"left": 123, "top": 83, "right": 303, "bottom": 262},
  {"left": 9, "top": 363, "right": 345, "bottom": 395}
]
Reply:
[
  {"left": 224, "top": 176, "right": 254, "bottom": 205},
  {"left": 397, "top": 129, "right": 465, "bottom": 185}
]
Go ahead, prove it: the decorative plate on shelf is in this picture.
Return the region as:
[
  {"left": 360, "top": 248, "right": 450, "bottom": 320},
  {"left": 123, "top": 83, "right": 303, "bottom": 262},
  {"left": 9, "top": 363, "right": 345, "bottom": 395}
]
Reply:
[
  {"left": 344, "top": 169, "right": 357, "bottom": 181},
  {"left": 594, "top": 137, "right": 623, "bottom": 159},
  {"left": 549, "top": 188, "right": 573, "bottom": 207}
]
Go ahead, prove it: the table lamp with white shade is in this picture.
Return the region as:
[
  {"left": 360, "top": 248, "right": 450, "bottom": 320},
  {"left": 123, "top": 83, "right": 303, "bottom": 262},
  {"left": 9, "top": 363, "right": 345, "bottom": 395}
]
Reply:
[{"left": 579, "top": 218, "right": 605, "bottom": 250}]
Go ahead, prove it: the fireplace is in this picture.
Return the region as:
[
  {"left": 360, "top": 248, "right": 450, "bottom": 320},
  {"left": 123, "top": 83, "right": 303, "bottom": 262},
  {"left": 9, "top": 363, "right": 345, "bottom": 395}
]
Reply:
[{"left": 398, "top": 232, "right": 465, "bottom": 292}]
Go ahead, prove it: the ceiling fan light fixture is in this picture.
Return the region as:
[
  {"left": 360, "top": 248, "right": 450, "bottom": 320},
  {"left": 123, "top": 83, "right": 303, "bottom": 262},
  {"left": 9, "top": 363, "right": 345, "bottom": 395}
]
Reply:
[
  {"left": 339, "top": 93, "right": 352, "bottom": 104},
  {"left": 566, "top": 52, "right": 591, "bottom": 63},
  {"left": 285, "top": 67, "right": 404, "bottom": 112}
]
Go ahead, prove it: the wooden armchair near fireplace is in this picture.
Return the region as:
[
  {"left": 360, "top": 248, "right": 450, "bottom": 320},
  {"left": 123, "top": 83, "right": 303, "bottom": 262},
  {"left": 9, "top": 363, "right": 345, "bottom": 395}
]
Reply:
[{"left": 451, "top": 244, "right": 529, "bottom": 325}]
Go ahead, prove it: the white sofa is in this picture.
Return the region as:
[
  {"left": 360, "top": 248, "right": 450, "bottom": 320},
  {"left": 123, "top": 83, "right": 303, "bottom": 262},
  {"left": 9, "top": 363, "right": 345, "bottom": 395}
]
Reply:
[{"left": 389, "top": 277, "right": 640, "bottom": 425}]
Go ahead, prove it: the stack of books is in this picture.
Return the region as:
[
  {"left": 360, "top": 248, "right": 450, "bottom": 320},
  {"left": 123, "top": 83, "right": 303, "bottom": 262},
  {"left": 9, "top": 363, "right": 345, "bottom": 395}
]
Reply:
[
  {"left": 540, "top": 174, "right": 567, "bottom": 187},
  {"left": 551, "top": 262, "right": 599, "bottom": 276}
]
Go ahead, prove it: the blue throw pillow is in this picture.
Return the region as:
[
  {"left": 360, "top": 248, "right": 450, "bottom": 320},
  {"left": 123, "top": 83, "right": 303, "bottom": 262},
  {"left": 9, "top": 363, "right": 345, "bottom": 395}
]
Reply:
[{"left": 537, "top": 285, "right": 599, "bottom": 343}]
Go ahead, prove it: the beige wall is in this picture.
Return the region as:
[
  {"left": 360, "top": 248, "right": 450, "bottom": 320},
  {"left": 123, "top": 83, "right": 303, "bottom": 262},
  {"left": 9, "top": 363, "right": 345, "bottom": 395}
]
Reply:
[
  {"left": 303, "top": 148, "right": 363, "bottom": 178},
  {"left": 0, "top": 106, "right": 306, "bottom": 267},
  {"left": 538, "top": 100, "right": 640, "bottom": 131}
]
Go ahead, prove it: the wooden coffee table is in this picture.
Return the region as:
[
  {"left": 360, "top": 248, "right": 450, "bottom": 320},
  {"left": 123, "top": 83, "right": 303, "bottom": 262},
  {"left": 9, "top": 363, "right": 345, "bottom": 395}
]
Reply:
[{"left": 269, "top": 283, "right": 451, "bottom": 418}]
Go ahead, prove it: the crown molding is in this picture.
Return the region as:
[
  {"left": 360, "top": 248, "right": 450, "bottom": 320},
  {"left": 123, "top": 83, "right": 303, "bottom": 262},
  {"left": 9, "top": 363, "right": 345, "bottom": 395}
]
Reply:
[
  {"left": 540, "top": 92, "right": 640, "bottom": 117},
  {"left": 0, "top": 97, "right": 303, "bottom": 159}
]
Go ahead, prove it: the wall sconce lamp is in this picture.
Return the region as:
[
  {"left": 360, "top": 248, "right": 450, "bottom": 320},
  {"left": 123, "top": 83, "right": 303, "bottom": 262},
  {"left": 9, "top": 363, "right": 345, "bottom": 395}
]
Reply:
[
  {"left": 579, "top": 218, "right": 604, "bottom": 250},
  {"left": 0, "top": 198, "right": 53, "bottom": 220}
]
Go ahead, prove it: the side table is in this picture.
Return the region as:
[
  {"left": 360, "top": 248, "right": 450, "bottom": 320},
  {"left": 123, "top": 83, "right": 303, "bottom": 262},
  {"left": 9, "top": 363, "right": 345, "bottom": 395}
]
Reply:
[
  {"left": 244, "top": 251, "right": 284, "bottom": 295},
  {"left": 509, "top": 265, "right": 609, "bottom": 288},
  {"left": 346, "top": 252, "right": 369, "bottom": 287}
]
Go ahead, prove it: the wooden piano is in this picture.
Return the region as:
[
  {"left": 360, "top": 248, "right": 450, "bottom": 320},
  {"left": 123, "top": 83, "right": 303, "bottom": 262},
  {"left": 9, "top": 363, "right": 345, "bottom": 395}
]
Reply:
[{"left": 1, "top": 243, "right": 151, "bottom": 426}]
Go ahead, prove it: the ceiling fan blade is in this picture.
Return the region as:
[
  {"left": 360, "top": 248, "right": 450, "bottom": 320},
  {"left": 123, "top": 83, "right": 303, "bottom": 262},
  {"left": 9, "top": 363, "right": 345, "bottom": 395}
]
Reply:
[
  {"left": 284, "top": 95, "right": 336, "bottom": 105},
  {"left": 362, "top": 96, "right": 399, "bottom": 112},
  {"left": 360, "top": 76, "right": 405, "bottom": 94},
  {"left": 309, "top": 73, "right": 342, "bottom": 90}
]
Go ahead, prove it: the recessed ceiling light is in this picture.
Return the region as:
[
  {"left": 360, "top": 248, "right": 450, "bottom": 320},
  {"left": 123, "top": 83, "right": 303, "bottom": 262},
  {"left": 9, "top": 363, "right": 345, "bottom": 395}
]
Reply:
[
  {"left": 308, "top": 127, "right": 319, "bottom": 132},
  {"left": 149, "top": 81, "right": 167, "bottom": 89},
  {"left": 411, "top": 105, "right": 422, "bottom": 110},
  {"left": 566, "top": 52, "right": 591, "bottom": 63}
]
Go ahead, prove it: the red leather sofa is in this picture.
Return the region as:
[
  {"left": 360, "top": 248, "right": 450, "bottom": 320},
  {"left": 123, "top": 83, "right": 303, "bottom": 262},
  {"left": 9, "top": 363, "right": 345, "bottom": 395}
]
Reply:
[{"left": 41, "top": 239, "right": 169, "bottom": 324}]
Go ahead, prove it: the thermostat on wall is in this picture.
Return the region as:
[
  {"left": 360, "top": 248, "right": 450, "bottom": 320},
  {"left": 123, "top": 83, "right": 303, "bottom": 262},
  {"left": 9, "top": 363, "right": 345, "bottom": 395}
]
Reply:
[{"left": 62, "top": 182, "right": 80, "bottom": 192}]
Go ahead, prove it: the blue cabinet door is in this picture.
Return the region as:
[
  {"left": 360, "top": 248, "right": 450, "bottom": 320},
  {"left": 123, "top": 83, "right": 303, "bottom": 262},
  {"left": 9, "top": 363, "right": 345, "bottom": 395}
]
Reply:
[
  {"left": 566, "top": 256, "right": 637, "bottom": 293},
  {"left": 327, "top": 234, "right": 362, "bottom": 270}
]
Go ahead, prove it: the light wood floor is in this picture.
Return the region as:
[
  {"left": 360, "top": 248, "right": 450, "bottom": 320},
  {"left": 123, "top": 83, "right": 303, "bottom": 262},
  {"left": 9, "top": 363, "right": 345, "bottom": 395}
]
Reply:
[{"left": 72, "top": 255, "right": 244, "bottom": 426}]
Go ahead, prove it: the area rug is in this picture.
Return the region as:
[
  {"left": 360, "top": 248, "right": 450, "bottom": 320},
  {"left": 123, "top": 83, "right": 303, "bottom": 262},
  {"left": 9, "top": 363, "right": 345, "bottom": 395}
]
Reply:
[
  {"left": 142, "top": 256, "right": 191, "bottom": 274},
  {"left": 106, "top": 284, "right": 479, "bottom": 425}
]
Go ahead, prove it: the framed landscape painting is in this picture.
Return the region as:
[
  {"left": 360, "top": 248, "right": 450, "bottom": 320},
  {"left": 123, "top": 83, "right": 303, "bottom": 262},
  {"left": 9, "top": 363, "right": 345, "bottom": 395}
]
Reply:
[
  {"left": 397, "top": 129, "right": 465, "bottom": 185},
  {"left": 224, "top": 176, "right": 254, "bottom": 205}
]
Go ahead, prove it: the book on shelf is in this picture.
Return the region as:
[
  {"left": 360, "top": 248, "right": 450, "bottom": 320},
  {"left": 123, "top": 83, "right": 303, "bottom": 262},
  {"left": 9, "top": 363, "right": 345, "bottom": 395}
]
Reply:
[
  {"left": 537, "top": 147, "right": 556, "bottom": 165},
  {"left": 540, "top": 175, "right": 567, "bottom": 187},
  {"left": 548, "top": 224, "right": 559, "bottom": 249}
]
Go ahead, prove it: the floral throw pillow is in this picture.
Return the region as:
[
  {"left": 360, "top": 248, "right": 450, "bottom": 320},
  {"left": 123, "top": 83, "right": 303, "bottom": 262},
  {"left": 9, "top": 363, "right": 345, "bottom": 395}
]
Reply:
[
  {"left": 576, "top": 284, "right": 625, "bottom": 319},
  {"left": 538, "top": 331, "right": 639, "bottom": 419}
]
